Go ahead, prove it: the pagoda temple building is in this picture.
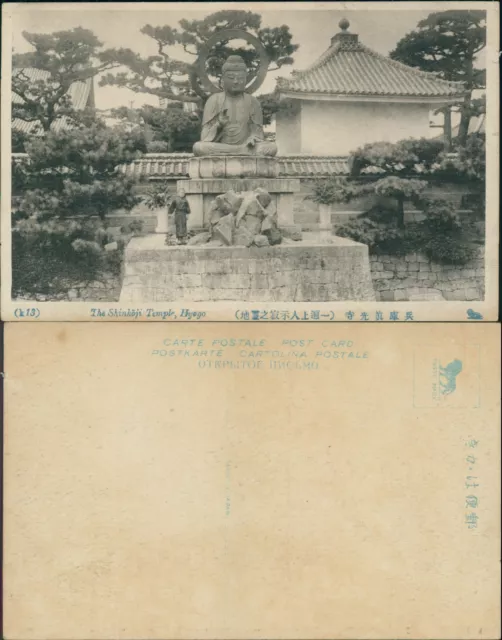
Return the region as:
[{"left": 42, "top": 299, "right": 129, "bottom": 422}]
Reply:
[{"left": 275, "top": 19, "right": 466, "bottom": 155}]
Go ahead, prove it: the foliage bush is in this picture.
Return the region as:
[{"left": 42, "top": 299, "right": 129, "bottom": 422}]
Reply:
[
  {"left": 143, "top": 183, "right": 170, "bottom": 210},
  {"left": 305, "top": 177, "right": 360, "bottom": 205},
  {"left": 11, "top": 116, "right": 147, "bottom": 299},
  {"left": 439, "top": 133, "right": 485, "bottom": 182},
  {"left": 12, "top": 129, "right": 32, "bottom": 153},
  {"left": 111, "top": 105, "right": 201, "bottom": 153},
  {"left": 349, "top": 137, "right": 445, "bottom": 176},
  {"left": 146, "top": 140, "right": 170, "bottom": 153},
  {"left": 12, "top": 217, "right": 138, "bottom": 298},
  {"left": 337, "top": 196, "right": 475, "bottom": 265},
  {"left": 335, "top": 134, "right": 484, "bottom": 266},
  {"left": 422, "top": 234, "right": 476, "bottom": 265},
  {"left": 336, "top": 217, "right": 422, "bottom": 256}
]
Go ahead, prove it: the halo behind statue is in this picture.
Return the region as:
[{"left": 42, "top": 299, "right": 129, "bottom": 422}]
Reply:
[{"left": 191, "top": 28, "right": 269, "bottom": 98}]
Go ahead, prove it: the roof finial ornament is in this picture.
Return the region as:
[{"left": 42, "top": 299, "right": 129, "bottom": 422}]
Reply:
[{"left": 339, "top": 18, "right": 350, "bottom": 32}]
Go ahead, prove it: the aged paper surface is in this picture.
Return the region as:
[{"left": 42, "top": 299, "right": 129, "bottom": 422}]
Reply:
[
  {"left": 3, "top": 322, "right": 500, "bottom": 639},
  {"left": 1, "top": 1, "right": 499, "bottom": 322}
]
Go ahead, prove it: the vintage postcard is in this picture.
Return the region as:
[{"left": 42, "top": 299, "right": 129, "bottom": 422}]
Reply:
[
  {"left": 3, "top": 322, "right": 500, "bottom": 639},
  {"left": 1, "top": 1, "right": 499, "bottom": 322}
]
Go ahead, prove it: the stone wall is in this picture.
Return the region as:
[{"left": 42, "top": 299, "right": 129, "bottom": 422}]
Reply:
[
  {"left": 120, "top": 235, "right": 375, "bottom": 303},
  {"left": 369, "top": 249, "right": 485, "bottom": 302}
]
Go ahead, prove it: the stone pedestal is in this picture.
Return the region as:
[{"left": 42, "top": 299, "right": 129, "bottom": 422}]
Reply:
[
  {"left": 189, "top": 155, "right": 279, "bottom": 179},
  {"left": 318, "top": 203, "right": 333, "bottom": 241},
  {"left": 155, "top": 209, "right": 176, "bottom": 234},
  {"left": 120, "top": 233, "right": 376, "bottom": 303},
  {"left": 178, "top": 177, "right": 302, "bottom": 235}
]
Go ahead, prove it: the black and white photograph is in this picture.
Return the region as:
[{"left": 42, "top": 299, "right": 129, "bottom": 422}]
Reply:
[{"left": 1, "top": 2, "right": 498, "bottom": 320}]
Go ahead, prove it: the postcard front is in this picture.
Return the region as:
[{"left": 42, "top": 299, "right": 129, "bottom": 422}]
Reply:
[
  {"left": 1, "top": 1, "right": 499, "bottom": 321},
  {"left": 3, "top": 322, "right": 500, "bottom": 639}
]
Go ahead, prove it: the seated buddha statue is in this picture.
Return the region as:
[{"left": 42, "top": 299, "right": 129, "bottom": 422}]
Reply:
[{"left": 193, "top": 54, "right": 278, "bottom": 157}]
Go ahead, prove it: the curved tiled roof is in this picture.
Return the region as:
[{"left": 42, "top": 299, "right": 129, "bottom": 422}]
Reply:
[
  {"left": 117, "top": 154, "right": 364, "bottom": 178},
  {"left": 12, "top": 151, "right": 401, "bottom": 178},
  {"left": 278, "top": 35, "right": 466, "bottom": 99},
  {"left": 118, "top": 153, "right": 193, "bottom": 178}
]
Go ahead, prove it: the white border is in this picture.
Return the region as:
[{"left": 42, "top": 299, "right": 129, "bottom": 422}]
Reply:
[{"left": 1, "top": 1, "right": 499, "bottom": 322}]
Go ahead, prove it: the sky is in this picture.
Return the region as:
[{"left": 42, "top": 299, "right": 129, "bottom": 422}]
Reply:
[{"left": 9, "top": 3, "right": 443, "bottom": 110}]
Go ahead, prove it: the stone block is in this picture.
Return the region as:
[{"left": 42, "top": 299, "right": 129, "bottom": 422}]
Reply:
[
  {"left": 206, "top": 238, "right": 226, "bottom": 248},
  {"left": 419, "top": 263, "right": 430, "bottom": 272},
  {"left": 272, "top": 286, "right": 297, "bottom": 302},
  {"left": 265, "top": 228, "right": 283, "bottom": 246},
  {"left": 226, "top": 259, "right": 251, "bottom": 274},
  {"left": 464, "top": 288, "right": 481, "bottom": 301},
  {"left": 234, "top": 226, "right": 255, "bottom": 247},
  {"left": 253, "top": 234, "right": 270, "bottom": 248},
  {"left": 380, "top": 270, "right": 394, "bottom": 279},
  {"left": 271, "top": 271, "right": 299, "bottom": 288},
  {"left": 202, "top": 273, "right": 251, "bottom": 290},
  {"left": 281, "top": 226, "right": 303, "bottom": 241},
  {"left": 371, "top": 262, "right": 383, "bottom": 272},
  {"left": 209, "top": 288, "right": 246, "bottom": 301},
  {"left": 372, "top": 280, "right": 392, "bottom": 290},
  {"left": 188, "top": 232, "right": 210, "bottom": 246},
  {"left": 247, "top": 290, "right": 276, "bottom": 302},
  {"left": 248, "top": 260, "right": 274, "bottom": 275},
  {"left": 178, "top": 274, "right": 203, "bottom": 288},
  {"left": 380, "top": 290, "right": 395, "bottom": 301},
  {"left": 408, "top": 263, "right": 419, "bottom": 272},
  {"left": 213, "top": 214, "right": 234, "bottom": 246},
  {"left": 400, "top": 273, "right": 417, "bottom": 287},
  {"left": 409, "top": 291, "right": 445, "bottom": 301},
  {"left": 249, "top": 274, "right": 269, "bottom": 289},
  {"left": 307, "top": 270, "right": 333, "bottom": 285},
  {"left": 204, "top": 260, "right": 229, "bottom": 274},
  {"left": 394, "top": 290, "right": 408, "bottom": 301}
]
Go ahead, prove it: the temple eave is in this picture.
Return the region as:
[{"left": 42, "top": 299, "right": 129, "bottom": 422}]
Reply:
[{"left": 278, "top": 91, "right": 465, "bottom": 104}]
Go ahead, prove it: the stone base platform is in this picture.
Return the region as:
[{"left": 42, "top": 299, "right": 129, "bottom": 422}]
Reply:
[{"left": 120, "top": 233, "right": 376, "bottom": 303}]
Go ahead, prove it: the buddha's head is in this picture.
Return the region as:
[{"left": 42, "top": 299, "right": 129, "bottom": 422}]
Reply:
[{"left": 221, "top": 55, "right": 248, "bottom": 95}]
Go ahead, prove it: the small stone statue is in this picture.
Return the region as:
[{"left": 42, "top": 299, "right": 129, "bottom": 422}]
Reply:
[
  {"left": 168, "top": 188, "right": 190, "bottom": 244},
  {"left": 193, "top": 55, "right": 277, "bottom": 157}
]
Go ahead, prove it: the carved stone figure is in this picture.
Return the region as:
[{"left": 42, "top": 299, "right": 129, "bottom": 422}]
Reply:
[
  {"left": 193, "top": 55, "right": 277, "bottom": 157},
  {"left": 188, "top": 188, "right": 284, "bottom": 248}
]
